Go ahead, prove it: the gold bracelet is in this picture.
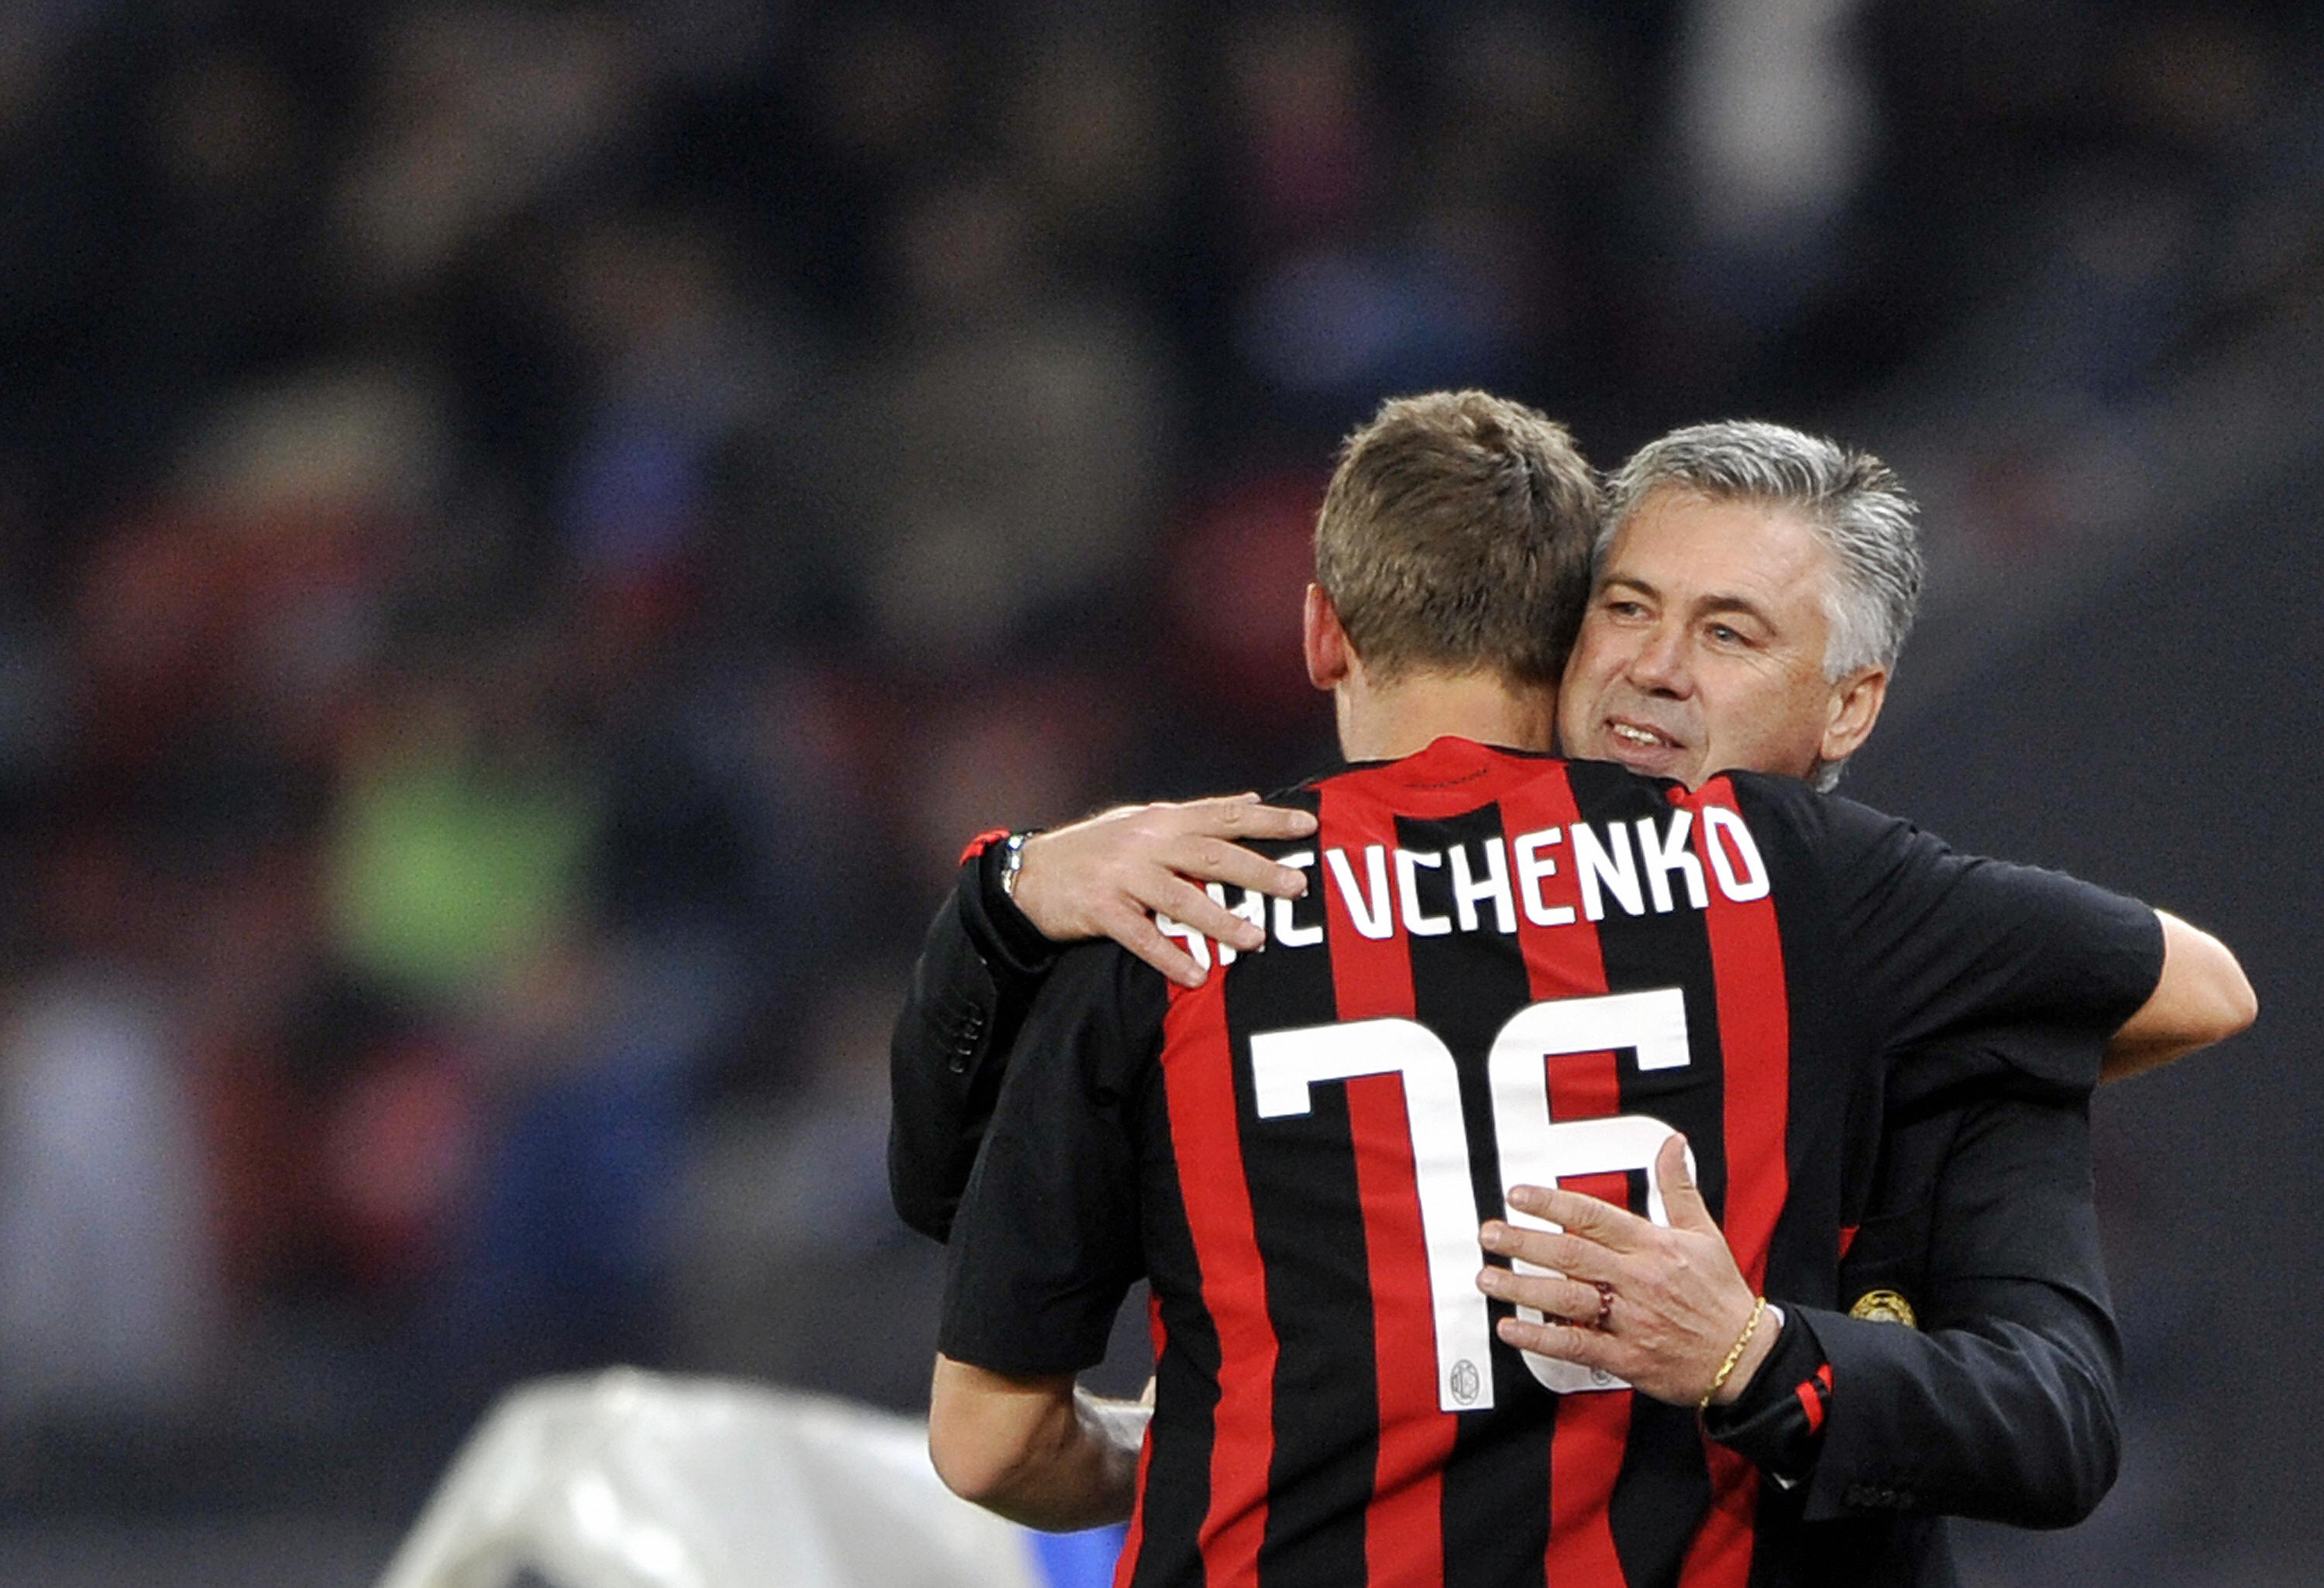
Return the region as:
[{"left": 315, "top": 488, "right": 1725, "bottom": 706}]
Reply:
[{"left": 1700, "top": 1295, "right": 1769, "bottom": 1411}]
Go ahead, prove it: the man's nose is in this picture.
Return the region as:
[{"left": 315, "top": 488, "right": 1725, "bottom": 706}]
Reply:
[{"left": 1622, "top": 624, "right": 1690, "bottom": 694}]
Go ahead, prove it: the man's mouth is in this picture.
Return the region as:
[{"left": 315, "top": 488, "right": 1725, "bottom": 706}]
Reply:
[{"left": 1606, "top": 719, "right": 1679, "bottom": 751}]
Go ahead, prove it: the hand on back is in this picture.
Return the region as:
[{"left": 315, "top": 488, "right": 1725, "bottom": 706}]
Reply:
[{"left": 1478, "top": 1135, "right": 1775, "bottom": 1408}]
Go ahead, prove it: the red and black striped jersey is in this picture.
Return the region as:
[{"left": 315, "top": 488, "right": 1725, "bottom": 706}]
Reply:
[{"left": 939, "top": 738, "right": 2159, "bottom": 1588}]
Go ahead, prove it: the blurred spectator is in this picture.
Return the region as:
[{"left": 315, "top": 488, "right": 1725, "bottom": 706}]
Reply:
[
  {"left": 1156, "top": 468, "right": 1336, "bottom": 784},
  {"left": 804, "top": 167, "right": 1175, "bottom": 656},
  {"left": 672, "top": 963, "right": 944, "bottom": 1410},
  {"left": 332, "top": 6, "right": 643, "bottom": 301},
  {"left": 325, "top": 638, "right": 599, "bottom": 1003},
  {"left": 0, "top": 830, "right": 217, "bottom": 1426},
  {"left": 895, "top": 674, "right": 1133, "bottom": 902},
  {"left": 434, "top": 928, "right": 686, "bottom": 1385}
]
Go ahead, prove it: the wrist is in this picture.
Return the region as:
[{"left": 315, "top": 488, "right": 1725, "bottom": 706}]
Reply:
[
  {"left": 1714, "top": 1316, "right": 1783, "bottom": 1406},
  {"left": 1008, "top": 828, "right": 1064, "bottom": 939},
  {"left": 1704, "top": 1298, "right": 1780, "bottom": 1408},
  {"left": 970, "top": 830, "right": 1058, "bottom": 971}
]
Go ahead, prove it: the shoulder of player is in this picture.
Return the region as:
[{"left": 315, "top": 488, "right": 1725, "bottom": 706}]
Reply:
[
  {"left": 1244, "top": 781, "right": 1325, "bottom": 860},
  {"left": 1701, "top": 770, "right": 1947, "bottom": 861},
  {"left": 1039, "top": 937, "right": 1173, "bottom": 1005},
  {"left": 978, "top": 942, "right": 1168, "bottom": 1125},
  {"left": 1027, "top": 940, "right": 1173, "bottom": 1071}
]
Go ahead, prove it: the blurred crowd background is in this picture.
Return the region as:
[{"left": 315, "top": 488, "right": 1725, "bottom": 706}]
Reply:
[{"left": 0, "top": 1, "right": 2317, "bottom": 1583}]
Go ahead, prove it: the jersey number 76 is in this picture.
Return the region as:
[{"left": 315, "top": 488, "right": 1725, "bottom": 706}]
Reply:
[{"left": 1249, "top": 988, "right": 1692, "bottom": 1412}]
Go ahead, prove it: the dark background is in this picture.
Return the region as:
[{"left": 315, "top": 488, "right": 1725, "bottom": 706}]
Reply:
[{"left": 0, "top": 2, "right": 2313, "bottom": 1582}]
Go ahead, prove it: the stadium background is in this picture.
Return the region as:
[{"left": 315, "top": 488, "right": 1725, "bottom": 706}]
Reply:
[{"left": 0, "top": 1, "right": 2315, "bottom": 1583}]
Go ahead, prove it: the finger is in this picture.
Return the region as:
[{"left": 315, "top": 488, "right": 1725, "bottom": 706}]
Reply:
[
  {"left": 1653, "top": 1134, "right": 1717, "bottom": 1236},
  {"left": 1167, "top": 835, "right": 1309, "bottom": 899},
  {"left": 1144, "top": 875, "right": 1266, "bottom": 951},
  {"left": 1478, "top": 1220, "right": 1619, "bottom": 1285},
  {"left": 1495, "top": 1313, "right": 1621, "bottom": 1371},
  {"left": 1476, "top": 1264, "right": 1601, "bottom": 1323},
  {"left": 1504, "top": 1183, "right": 1654, "bottom": 1253},
  {"left": 1109, "top": 911, "right": 1209, "bottom": 988},
  {"left": 1188, "top": 795, "right": 1319, "bottom": 841}
]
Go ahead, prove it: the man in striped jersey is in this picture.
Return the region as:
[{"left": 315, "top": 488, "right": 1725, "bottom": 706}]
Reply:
[{"left": 909, "top": 396, "right": 2250, "bottom": 1584}]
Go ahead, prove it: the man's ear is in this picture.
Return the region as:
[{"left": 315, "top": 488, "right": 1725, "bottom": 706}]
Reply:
[
  {"left": 1305, "top": 584, "right": 1352, "bottom": 690},
  {"left": 1820, "top": 666, "right": 1888, "bottom": 765}
]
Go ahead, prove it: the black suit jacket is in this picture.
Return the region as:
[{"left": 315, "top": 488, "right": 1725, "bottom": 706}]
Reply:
[{"left": 1730, "top": 1067, "right": 2119, "bottom": 1586}]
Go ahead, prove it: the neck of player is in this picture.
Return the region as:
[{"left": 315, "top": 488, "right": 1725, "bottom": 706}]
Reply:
[{"left": 1336, "top": 669, "right": 1558, "bottom": 762}]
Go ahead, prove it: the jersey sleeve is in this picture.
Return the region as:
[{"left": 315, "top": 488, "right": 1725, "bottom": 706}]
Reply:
[
  {"left": 1783, "top": 783, "right": 2164, "bottom": 1088},
  {"left": 937, "top": 942, "right": 1162, "bottom": 1379},
  {"left": 888, "top": 841, "right": 1061, "bottom": 1241}
]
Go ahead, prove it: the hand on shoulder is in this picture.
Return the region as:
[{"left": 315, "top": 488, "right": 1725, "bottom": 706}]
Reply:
[{"left": 1016, "top": 794, "right": 1318, "bottom": 987}]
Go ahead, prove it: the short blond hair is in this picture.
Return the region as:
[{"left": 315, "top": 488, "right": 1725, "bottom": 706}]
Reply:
[{"left": 1315, "top": 391, "right": 1600, "bottom": 686}]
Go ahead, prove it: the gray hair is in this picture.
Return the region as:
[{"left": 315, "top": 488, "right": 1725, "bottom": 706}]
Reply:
[{"left": 1600, "top": 420, "right": 1923, "bottom": 789}]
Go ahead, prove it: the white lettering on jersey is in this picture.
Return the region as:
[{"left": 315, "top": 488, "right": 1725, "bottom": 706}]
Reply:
[
  {"left": 1448, "top": 837, "right": 1517, "bottom": 934},
  {"left": 1699, "top": 806, "right": 1771, "bottom": 902},
  {"left": 1572, "top": 822, "right": 1645, "bottom": 920},
  {"left": 1635, "top": 811, "right": 1710, "bottom": 913},
  {"left": 1325, "top": 844, "right": 1395, "bottom": 940},
  {"left": 1206, "top": 882, "right": 1270, "bottom": 966},
  {"left": 1157, "top": 810, "right": 1762, "bottom": 960},
  {"left": 1514, "top": 828, "right": 1576, "bottom": 928},
  {"left": 1396, "top": 849, "right": 1452, "bottom": 937},
  {"left": 1274, "top": 851, "right": 1323, "bottom": 948}
]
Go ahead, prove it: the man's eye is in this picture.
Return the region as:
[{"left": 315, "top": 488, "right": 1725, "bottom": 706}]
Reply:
[{"left": 1707, "top": 623, "right": 1745, "bottom": 645}]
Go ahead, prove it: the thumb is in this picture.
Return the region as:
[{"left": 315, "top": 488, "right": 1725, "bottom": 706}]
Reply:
[{"left": 1655, "top": 1133, "right": 1717, "bottom": 1233}]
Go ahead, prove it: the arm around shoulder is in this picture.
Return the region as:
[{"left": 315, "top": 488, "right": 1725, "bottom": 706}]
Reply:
[
  {"left": 889, "top": 794, "right": 1318, "bottom": 1225},
  {"left": 2102, "top": 909, "right": 2257, "bottom": 1081},
  {"left": 927, "top": 1355, "right": 1147, "bottom": 1532}
]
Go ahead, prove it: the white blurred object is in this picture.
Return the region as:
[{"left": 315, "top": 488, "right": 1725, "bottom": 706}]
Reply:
[
  {"left": 0, "top": 972, "right": 215, "bottom": 1419},
  {"left": 1675, "top": 0, "right": 1875, "bottom": 243},
  {"left": 376, "top": 1370, "right": 1046, "bottom": 1588}
]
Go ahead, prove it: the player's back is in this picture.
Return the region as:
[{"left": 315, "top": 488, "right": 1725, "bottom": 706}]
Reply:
[
  {"left": 1126, "top": 737, "right": 1851, "bottom": 1588},
  {"left": 942, "top": 734, "right": 2158, "bottom": 1588}
]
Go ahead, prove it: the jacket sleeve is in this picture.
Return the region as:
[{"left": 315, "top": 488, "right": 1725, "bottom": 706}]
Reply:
[
  {"left": 1789, "top": 1086, "right": 2121, "bottom": 1528},
  {"left": 888, "top": 839, "right": 1061, "bottom": 1242}
]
